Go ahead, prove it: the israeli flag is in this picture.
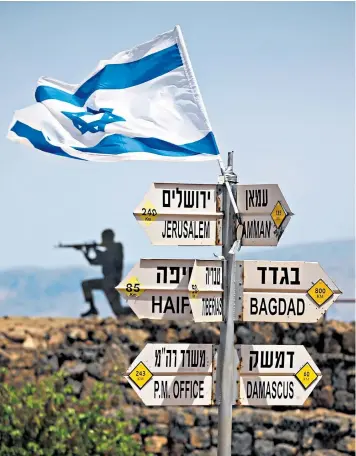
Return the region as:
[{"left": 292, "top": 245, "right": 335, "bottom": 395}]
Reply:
[{"left": 7, "top": 26, "right": 220, "bottom": 162}]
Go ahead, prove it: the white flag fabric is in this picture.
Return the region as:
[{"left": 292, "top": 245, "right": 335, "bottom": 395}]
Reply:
[{"left": 7, "top": 26, "right": 220, "bottom": 162}]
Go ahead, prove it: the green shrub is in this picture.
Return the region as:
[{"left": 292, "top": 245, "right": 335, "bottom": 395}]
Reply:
[{"left": 0, "top": 371, "right": 145, "bottom": 456}]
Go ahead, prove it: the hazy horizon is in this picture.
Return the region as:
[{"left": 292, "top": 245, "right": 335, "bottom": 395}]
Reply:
[{"left": 0, "top": 236, "right": 353, "bottom": 271}]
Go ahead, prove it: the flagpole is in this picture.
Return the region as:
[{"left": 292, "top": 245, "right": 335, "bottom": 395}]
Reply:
[{"left": 216, "top": 151, "right": 238, "bottom": 456}]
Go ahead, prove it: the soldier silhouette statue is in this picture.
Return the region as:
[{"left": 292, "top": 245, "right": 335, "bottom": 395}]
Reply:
[
  {"left": 57, "top": 229, "right": 130, "bottom": 317},
  {"left": 80, "top": 229, "right": 131, "bottom": 317}
]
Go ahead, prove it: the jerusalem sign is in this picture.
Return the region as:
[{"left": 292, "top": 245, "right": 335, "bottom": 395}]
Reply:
[{"left": 133, "top": 183, "right": 223, "bottom": 246}]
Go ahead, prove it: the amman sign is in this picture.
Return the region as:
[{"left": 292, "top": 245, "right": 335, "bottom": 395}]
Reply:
[
  {"left": 235, "top": 184, "right": 293, "bottom": 246},
  {"left": 134, "top": 183, "right": 223, "bottom": 246}
]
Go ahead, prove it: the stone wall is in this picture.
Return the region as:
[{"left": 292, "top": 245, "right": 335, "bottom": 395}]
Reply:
[{"left": 0, "top": 316, "right": 354, "bottom": 455}]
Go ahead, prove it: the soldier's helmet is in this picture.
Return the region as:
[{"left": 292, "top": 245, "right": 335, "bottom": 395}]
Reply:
[{"left": 101, "top": 229, "right": 115, "bottom": 244}]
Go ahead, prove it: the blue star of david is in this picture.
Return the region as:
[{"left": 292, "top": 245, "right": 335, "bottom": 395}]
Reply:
[{"left": 62, "top": 107, "right": 125, "bottom": 134}]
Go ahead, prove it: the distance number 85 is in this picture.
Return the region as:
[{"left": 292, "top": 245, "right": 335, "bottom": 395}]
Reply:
[{"left": 126, "top": 283, "right": 140, "bottom": 293}]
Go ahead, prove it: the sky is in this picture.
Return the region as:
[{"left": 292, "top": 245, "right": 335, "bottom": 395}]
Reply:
[{"left": 0, "top": 1, "right": 354, "bottom": 269}]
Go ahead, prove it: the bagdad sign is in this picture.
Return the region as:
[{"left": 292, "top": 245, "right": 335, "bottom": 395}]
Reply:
[
  {"left": 117, "top": 259, "right": 224, "bottom": 320},
  {"left": 187, "top": 259, "right": 341, "bottom": 323},
  {"left": 235, "top": 184, "right": 293, "bottom": 247},
  {"left": 237, "top": 345, "right": 322, "bottom": 406},
  {"left": 125, "top": 344, "right": 214, "bottom": 406},
  {"left": 125, "top": 344, "right": 321, "bottom": 407},
  {"left": 239, "top": 260, "right": 342, "bottom": 323},
  {"left": 133, "top": 183, "right": 223, "bottom": 246}
]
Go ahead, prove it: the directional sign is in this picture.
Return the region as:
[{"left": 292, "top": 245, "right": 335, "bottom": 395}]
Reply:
[
  {"left": 116, "top": 259, "right": 194, "bottom": 320},
  {"left": 134, "top": 183, "right": 223, "bottom": 245},
  {"left": 237, "top": 345, "right": 322, "bottom": 406},
  {"left": 125, "top": 344, "right": 214, "bottom": 406},
  {"left": 125, "top": 343, "right": 321, "bottom": 407},
  {"left": 188, "top": 260, "right": 224, "bottom": 322},
  {"left": 117, "top": 259, "right": 194, "bottom": 293},
  {"left": 239, "top": 260, "right": 342, "bottom": 322},
  {"left": 126, "top": 343, "right": 214, "bottom": 375},
  {"left": 122, "top": 291, "right": 193, "bottom": 321},
  {"left": 117, "top": 259, "right": 224, "bottom": 320},
  {"left": 186, "top": 260, "right": 341, "bottom": 323},
  {"left": 235, "top": 184, "right": 293, "bottom": 246},
  {"left": 127, "top": 375, "right": 213, "bottom": 406}
]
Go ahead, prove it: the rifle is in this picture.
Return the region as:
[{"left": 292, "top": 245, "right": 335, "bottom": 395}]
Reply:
[{"left": 55, "top": 242, "right": 101, "bottom": 250}]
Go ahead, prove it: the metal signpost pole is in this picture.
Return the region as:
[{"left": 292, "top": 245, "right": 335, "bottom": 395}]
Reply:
[{"left": 217, "top": 152, "right": 237, "bottom": 456}]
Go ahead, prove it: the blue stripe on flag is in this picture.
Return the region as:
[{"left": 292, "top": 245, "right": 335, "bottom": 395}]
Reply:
[
  {"left": 73, "top": 130, "right": 219, "bottom": 157},
  {"left": 11, "top": 122, "right": 85, "bottom": 160},
  {"left": 35, "top": 44, "right": 183, "bottom": 108},
  {"left": 11, "top": 121, "right": 219, "bottom": 159}
]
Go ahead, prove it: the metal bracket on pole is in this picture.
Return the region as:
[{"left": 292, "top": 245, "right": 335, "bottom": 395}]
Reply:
[
  {"left": 235, "top": 260, "right": 244, "bottom": 323},
  {"left": 228, "top": 241, "right": 238, "bottom": 255},
  {"left": 225, "top": 180, "right": 241, "bottom": 223},
  {"left": 274, "top": 225, "right": 284, "bottom": 241},
  {"left": 218, "top": 154, "right": 242, "bottom": 224},
  {"left": 229, "top": 224, "right": 244, "bottom": 254}
]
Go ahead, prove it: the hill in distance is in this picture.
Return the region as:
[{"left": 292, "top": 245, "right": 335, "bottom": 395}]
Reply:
[{"left": 0, "top": 239, "right": 354, "bottom": 321}]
